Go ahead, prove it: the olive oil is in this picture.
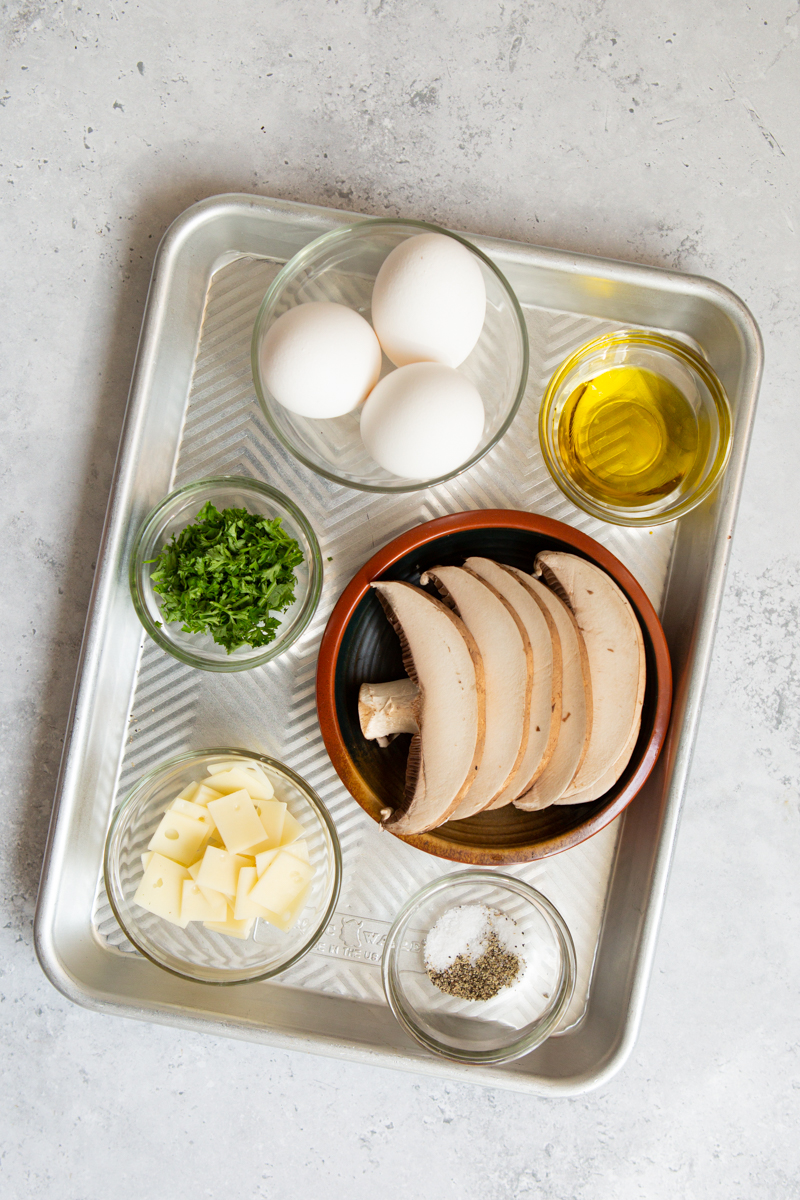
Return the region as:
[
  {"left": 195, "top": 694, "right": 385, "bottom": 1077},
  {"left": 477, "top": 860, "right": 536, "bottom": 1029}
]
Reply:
[{"left": 557, "top": 366, "right": 700, "bottom": 506}]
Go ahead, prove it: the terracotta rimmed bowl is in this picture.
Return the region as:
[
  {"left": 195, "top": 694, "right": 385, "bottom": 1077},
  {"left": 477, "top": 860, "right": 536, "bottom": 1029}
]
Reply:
[{"left": 316, "top": 511, "right": 672, "bottom": 866}]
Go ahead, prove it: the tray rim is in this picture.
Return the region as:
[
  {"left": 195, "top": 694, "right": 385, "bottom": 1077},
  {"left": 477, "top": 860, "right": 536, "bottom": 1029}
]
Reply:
[{"left": 34, "top": 192, "right": 764, "bottom": 1096}]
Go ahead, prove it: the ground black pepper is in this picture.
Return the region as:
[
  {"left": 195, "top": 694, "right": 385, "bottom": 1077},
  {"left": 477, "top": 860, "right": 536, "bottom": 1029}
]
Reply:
[{"left": 426, "top": 930, "right": 521, "bottom": 1001}]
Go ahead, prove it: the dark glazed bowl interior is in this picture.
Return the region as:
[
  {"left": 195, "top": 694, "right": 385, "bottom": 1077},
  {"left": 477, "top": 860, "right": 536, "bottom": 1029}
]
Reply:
[{"left": 317, "top": 511, "right": 672, "bottom": 865}]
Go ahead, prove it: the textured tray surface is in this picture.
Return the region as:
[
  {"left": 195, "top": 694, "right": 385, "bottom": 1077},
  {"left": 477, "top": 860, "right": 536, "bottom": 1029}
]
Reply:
[{"left": 91, "top": 253, "right": 676, "bottom": 1032}]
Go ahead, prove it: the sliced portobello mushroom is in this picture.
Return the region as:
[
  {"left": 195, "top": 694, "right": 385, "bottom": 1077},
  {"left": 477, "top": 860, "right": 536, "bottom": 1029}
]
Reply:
[
  {"left": 368, "top": 581, "right": 485, "bottom": 835},
  {"left": 507, "top": 568, "right": 592, "bottom": 812},
  {"left": 534, "top": 551, "right": 646, "bottom": 798},
  {"left": 463, "top": 557, "right": 561, "bottom": 807},
  {"left": 555, "top": 705, "right": 641, "bottom": 805},
  {"left": 420, "top": 565, "right": 532, "bottom": 819}
]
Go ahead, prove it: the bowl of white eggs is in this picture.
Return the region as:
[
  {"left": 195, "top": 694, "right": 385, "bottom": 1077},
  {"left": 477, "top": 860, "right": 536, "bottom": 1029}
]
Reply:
[{"left": 251, "top": 218, "right": 529, "bottom": 493}]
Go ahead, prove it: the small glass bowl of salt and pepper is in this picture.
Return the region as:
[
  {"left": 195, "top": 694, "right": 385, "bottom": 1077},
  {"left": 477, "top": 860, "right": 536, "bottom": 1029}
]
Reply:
[{"left": 381, "top": 872, "right": 576, "bottom": 1065}]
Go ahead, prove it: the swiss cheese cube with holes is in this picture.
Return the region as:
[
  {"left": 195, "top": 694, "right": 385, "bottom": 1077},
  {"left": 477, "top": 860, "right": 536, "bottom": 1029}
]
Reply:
[
  {"left": 169, "top": 797, "right": 216, "bottom": 832},
  {"left": 180, "top": 879, "right": 228, "bottom": 923},
  {"left": 205, "top": 767, "right": 274, "bottom": 802},
  {"left": 249, "top": 848, "right": 312, "bottom": 914},
  {"left": 134, "top": 853, "right": 191, "bottom": 926},
  {"left": 255, "top": 848, "right": 279, "bottom": 877},
  {"left": 148, "top": 810, "right": 211, "bottom": 866},
  {"left": 196, "top": 845, "right": 253, "bottom": 898},
  {"left": 207, "top": 759, "right": 271, "bottom": 784},
  {"left": 207, "top": 789, "right": 267, "bottom": 854},
  {"left": 187, "top": 859, "right": 229, "bottom": 906},
  {"left": 192, "top": 783, "right": 223, "bottom": 807},
  {"left": 260, "top": 883, "right": 312, "bottom": 933}
]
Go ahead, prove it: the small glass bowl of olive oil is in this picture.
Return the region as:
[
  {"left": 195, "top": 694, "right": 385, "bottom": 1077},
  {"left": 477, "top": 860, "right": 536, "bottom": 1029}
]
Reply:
[{"left": 538, "top": 330, "right": 732, "bottom": 526}]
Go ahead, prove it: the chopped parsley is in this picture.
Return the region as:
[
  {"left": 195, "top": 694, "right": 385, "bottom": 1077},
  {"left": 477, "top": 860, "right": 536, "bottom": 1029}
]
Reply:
[{"left": 150, "top": 501, "right": 303, "bottom": 653}]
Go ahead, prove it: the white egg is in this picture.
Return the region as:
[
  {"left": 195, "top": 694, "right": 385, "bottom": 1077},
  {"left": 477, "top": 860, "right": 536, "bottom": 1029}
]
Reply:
[
  {"left": 259, "top": 301, "right": 382, "bottom": 419},
  {"left": 360, "top": 363, "right": 485, "bottom": 479},
  {"left": 371, "top": 233, "right": 487, "bottom": 369}
]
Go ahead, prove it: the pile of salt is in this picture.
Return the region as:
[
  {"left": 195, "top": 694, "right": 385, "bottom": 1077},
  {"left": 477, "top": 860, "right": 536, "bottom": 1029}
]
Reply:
[{"left": 424, "top": 903, "right": 526, "bottom": 1001}]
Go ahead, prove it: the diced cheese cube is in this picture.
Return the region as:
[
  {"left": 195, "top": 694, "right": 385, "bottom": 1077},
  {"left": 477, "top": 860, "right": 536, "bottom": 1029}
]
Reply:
[
  {"left": 249, "top": 849, "right": 313, "bottom": 914},
  {"left": 177, "top": 781, "right": 200, "bottom": 803},
  {"left": 205, "top": 767, "right": 274, "bottom": 801},
  {"left": 260, "top": 883, "right": 311, "bottom": 933},
  {"left": 279, "top": 809, "right": 305, "bottom": 846},
  {"left": 203, "top": 906, "right": 255, "bottom": 940},
  {"left": 233, "top": 867, "right": 269, "bottom": 920},
  {"left": 133, "top": 853, "right": 191, "bottom": 926},
  {"left": 148, "top": 810, "right": 211, "bottom": 866},
  {"left": 180, "top": 879, "right": 228, "bottom": 923},
  {"left": 283, "top": 838, "right": 310, "bottom": 864},
  {"left": 196, "top": 845, "right": 252, "bottom": 897},
  {"left": 141, "top": 850, "right": 154, "bottom": 871},
  {"left": 187, "top": 859, "right": 228, "bottom": 905},
  {"left": 192, "top": 784, "right": 223, "bottom": 807},
  {"left": 207, "top": 789, "right": 267, "bottom": 854},
  {"left": 255, "top": 848, "right": 279, "bottom": 877},
  {"left": 169, "top": 797, "right": 216, "bottom": 832},
  {"left": 207, "top": 760, "right": 274, "bottom": 791},
  {"left": 251, "top": 799, "right": 286, "bottom": 850}
]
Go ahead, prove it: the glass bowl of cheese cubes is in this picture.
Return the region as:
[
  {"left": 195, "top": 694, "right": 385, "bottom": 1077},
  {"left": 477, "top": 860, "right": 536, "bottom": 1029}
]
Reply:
[{"left": 104, "top": 748, "right": 341, "bottom": 984}]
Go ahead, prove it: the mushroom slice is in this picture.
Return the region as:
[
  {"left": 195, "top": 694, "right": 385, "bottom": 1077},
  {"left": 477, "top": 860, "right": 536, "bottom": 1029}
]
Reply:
[
  {"left": 555, "top": 708, "right": 641, "bottom": 805},
  {"left": 420, "top": 566, "right": 532, "bottom": 819},
  {"left": 507, "top": 569, "right": 592, "bottom": 812},
  {"left": 463, "top": 557, "right": 561, "bottom": 807},
  {"left": 369, "top": 581, "right": 485, "bottom": 835},
  {"left": 534, "top": 551, "right": 646, "bottom": 798}
]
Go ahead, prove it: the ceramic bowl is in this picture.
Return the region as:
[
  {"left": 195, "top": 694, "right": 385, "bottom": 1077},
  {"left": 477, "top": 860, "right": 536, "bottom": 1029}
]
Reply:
[{"left": 316, "top": 510, "right": 672, "bottom": 865}]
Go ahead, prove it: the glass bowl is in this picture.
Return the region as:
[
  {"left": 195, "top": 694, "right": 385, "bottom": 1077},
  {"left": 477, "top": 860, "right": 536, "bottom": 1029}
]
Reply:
[
  {"left": 538, "top": 330, "right": 732, "bottom": 526},
  {"left": 381, "top": 871, "right": 576, "bottom": 1064},
  {"left": 104, "top": 749, "right": 342, "bottom": 984},
  {"left": 130, "top": 476, "right": 322, "bottom": 671},
  {"left": 251, "top": 218, "right": 529, "bottom": 493}
]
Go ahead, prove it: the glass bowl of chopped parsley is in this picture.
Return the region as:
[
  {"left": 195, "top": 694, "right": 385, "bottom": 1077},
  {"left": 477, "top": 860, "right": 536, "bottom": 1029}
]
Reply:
[
  {"left": 131, "top": 476, "right": 322, "bottom": 670},
  {"left": 381, "top": 871, "right": 576, "bottom": 1064}
]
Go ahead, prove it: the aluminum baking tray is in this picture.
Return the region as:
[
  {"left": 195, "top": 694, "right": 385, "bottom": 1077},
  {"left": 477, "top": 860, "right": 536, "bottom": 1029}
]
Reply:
[{"left": 34, "top": 195, "right": 762, "bottom": 1095}]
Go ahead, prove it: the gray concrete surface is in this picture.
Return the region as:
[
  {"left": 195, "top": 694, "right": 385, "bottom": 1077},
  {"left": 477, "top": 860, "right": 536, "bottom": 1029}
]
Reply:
[{"left": 1, "top": 1, "right": 798, "bottom": 1197}]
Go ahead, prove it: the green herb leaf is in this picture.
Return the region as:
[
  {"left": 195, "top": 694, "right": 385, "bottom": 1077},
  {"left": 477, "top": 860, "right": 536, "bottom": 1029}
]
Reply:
[{"left": 149, "top": 501, "right": 304, "bottom": 653}]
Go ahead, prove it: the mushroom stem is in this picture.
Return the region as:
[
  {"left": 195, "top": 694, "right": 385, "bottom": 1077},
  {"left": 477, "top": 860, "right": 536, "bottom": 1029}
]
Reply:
[{"left": 358, "top": 679, "right": 420, "bottom": 742}]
